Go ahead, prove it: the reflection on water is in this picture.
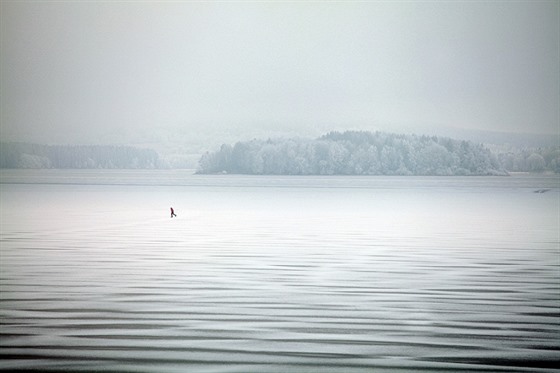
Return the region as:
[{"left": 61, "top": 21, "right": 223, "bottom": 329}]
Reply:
[{"left": 1, "top": 171, "right": 559, "bottom": 372}]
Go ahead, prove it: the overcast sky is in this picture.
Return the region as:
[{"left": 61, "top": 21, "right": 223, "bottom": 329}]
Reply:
[{"left": 1, "top": 1, "right": 558, "bottom": 145}]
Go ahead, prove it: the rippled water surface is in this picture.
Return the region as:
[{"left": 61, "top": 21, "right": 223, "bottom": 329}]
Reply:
[{"left": 1, "top": 170, "right": 559, "bottom": 372}]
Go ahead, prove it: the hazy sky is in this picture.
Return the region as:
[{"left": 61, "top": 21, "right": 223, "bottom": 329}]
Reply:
[{"left": 1, "top": 1, "right": 558, "bottom": 145}]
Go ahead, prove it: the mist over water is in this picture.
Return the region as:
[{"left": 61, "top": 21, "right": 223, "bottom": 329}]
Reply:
[{"left": 1, "top": 170, "right": 559, "bottom": 372}]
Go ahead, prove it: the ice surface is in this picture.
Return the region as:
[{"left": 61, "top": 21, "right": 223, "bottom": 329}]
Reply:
[{"left": 1, "top": 170, "right": 559, "bottom": 372}]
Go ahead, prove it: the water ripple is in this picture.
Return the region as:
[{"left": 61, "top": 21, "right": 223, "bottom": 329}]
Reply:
[{"left": 1, "top": 175, "right": 559, "bottom": 372}]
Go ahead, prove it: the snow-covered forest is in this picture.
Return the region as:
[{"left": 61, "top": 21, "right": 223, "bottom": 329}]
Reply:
[
  {"left": 198, "top": 131, "right": 500, "bottom": 175},
  {"left": 0, "top": 143, "right": 161, "bottom": 169},
  {"left": 1, "top": 131, "right": 558, "bottom": 173},
  {"left": 492, "top": 144, "right": 559, "bottom": 173},
  {"left": 198, "top": 131, "right": 558, "bottom": 175}
]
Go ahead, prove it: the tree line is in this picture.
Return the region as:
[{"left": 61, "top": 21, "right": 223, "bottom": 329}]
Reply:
[
  {"left": 492, "top": 145, "right": 559, "bottom": 173},
  {"left": 0, "top": 143, "right": 161, "bottom": 169},
  {"left": 2, "top": 132, "right": 557, "bottom": 173},
  {"left": 197, "top": 131, "right": 507, "bottom": 175},
  {"left": 198, "top": 130, "right": 559, "bottom": 175}
]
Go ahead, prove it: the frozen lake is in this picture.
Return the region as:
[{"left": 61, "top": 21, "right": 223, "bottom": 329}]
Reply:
[{"left": 1, "top": 170, "right": 559, "bottom": 372}]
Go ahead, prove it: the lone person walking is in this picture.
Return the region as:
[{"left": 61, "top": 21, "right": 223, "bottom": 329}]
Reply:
[{"left": 170, "top": 207, "right": 177, "bottom": 218}]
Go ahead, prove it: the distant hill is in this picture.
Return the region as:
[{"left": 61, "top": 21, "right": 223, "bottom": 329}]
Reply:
[
  {"left": 198, "top": 131, "right": 510, "bottom": 176},
  {"left": 0, "top": 143, "right": 162, "bottom": 169},
  {"left": 432, "top": 127, "right": 559, "bottom": 149}
]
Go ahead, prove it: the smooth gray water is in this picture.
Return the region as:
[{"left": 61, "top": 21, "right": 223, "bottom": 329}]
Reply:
[{"left": 1, "top": 170, "right": 559, "bottom": 372}]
